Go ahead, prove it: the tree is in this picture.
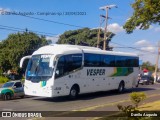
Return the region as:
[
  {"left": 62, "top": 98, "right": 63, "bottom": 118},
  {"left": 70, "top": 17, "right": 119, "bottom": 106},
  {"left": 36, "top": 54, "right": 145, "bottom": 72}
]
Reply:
[
  {"left": 57, "top": 28, "right": 115, "bottom": 50},
  {"left": 141, "top": 61, "right": 155, "bottom": 71},
  {"left": 123, "top": 0, "right": 160, "bottom": 33},
  {"left": 0, "top": 32, "right": 48, "bottom": 73}
]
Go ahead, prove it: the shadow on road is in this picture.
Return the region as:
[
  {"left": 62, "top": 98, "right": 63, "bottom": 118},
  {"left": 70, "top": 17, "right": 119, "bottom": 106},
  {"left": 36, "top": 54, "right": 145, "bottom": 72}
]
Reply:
[{"left": 32, "top": 85, "right": 155, "bottom": 102}]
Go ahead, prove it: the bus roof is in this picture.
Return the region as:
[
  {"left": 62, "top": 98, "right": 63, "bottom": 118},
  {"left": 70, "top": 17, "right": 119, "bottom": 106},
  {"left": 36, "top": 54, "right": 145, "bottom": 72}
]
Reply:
[{"left": 32, "top": 44, "right": 138, "bottom": 57}]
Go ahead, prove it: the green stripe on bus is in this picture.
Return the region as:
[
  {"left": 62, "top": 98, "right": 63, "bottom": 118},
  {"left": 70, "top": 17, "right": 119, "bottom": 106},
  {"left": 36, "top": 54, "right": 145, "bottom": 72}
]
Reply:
[{"left": 110, "top": 67, "right": 133, "bottom": 77}]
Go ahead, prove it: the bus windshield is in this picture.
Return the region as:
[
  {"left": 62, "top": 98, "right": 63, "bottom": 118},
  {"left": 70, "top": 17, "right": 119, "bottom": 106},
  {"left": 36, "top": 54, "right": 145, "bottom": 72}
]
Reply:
[{"left": 26, "top": 54, "right": 54, "bottom": 81}]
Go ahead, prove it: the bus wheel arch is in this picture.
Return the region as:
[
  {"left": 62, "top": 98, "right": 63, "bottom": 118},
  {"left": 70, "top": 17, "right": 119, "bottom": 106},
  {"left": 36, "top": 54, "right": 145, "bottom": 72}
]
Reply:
[
  {"left": 118, "top": 80, "right": 125, "bottom": 93},
  {"left": 69, "top": 84, "right": 80, "bottom": 99}
]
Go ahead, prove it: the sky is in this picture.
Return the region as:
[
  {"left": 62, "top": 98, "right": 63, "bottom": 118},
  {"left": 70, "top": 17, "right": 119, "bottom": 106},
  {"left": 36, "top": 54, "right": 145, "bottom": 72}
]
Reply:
[{"left": 0, "top": 0, "right": 160, "bottom": 64}]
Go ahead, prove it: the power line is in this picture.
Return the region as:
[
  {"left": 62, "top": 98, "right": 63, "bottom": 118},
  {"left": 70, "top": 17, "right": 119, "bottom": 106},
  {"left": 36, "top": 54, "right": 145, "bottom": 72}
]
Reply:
[
  {"left": 0, "top": 24, "right": 157, "bottom": 54},
  {"left": 110, "top": 41, "right": 157, "bottom": 55},
  {"left": 113, "top": 46, "right": 160, "bottom": 48},
  {"left": 0, "top": 24, "right": 58, "bottom": 37},
  {"left": 0, "top": 26, "right": 59, "bottom": 38},
  {"left": 0, "top": 9, "right": 157, "bottom": 54},
  {"left": 0, "top": 27, "right": 23, "bottom": 32}
]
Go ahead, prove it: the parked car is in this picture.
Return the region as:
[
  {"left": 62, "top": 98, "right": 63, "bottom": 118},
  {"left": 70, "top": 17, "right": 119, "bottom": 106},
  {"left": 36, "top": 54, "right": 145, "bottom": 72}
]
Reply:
[
  {"left": 139, "top": 76, "right": 154, "bottom": 85},
  {"left": 0, "top": 80, "right": 25, "bottom": 100}
]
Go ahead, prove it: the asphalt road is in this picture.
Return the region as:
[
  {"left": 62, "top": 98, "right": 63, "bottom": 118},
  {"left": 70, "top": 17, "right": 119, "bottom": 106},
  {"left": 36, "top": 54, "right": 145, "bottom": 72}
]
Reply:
[{"left": 1, "top": 83, "right": 160, "bottom": 120}]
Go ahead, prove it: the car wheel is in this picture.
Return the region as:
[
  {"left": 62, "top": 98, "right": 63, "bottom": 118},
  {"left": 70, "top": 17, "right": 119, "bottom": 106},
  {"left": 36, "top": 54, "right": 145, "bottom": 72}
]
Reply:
[
  {"left": 2, "top": 94, "right": 7, "bottom": 101},
  {"left": 20, "top": 95, "right": 25, "bottom": 98},
  {"left": 2, "top": 93, "right": 11, "bottom": 101}
]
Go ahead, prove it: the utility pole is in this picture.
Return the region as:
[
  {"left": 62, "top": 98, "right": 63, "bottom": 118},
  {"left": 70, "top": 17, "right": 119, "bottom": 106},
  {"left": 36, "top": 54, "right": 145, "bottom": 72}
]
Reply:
[
  {"left": 97, "top": 15, "right": 105, "bottom": 48},
  {"left": 99, "top": 5, "right": 117, "bottom": 50},
  {"left": 154, "top": 41, "right": 160, "bottom": 83}
]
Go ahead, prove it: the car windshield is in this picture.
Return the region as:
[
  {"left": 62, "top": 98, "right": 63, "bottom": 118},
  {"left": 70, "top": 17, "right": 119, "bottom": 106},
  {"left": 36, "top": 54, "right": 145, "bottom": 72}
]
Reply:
[
  {"left": 2, "top": 82, "right": 14, "bottom": 88},
  {"left": 26, "top": 54, "right": 54, "bottom": 81}
]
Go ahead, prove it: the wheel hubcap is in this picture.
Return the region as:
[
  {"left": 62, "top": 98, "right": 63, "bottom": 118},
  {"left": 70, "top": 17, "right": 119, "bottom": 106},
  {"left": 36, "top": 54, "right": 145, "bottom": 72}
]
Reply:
[{"left": 71, "top": 89, "right": 76, "bottom": 97}]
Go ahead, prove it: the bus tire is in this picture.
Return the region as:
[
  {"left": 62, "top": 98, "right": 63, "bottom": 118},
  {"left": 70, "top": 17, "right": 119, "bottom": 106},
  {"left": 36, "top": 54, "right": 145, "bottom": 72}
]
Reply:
[
  {"left": 118, "top": 81, "right": 125, "bottom": 93},
  {"left": 69, "top": 86, "right": 79, "bottom": 99}
]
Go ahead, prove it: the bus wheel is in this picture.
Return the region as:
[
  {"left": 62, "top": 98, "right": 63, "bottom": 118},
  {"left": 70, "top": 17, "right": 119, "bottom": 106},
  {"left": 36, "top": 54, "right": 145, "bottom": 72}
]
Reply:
[
  {"left": 118, "top": 81, "right": 125, "bottom": 93},
  {"left": 69, "top": 86, "right": 78, "bottom": 99}
]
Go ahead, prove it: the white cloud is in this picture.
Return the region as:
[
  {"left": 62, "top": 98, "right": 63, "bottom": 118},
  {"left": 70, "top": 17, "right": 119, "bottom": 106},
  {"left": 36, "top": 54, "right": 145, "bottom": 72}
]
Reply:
[
  {"left": 107, "top": 23, "right": 124, "bottom": 33},
  {"left": 140, "top": 46, "right": 155, "bottom": 53},
  {"left": 0, "top": 7, "right": 10, "bottom": 15},
  {"left": 110, "top": 43, "right": 119, "bottom": 48},
  {"left": 46, "top": 35, "right": 59, "bottom": 44},
  {"left": 134, "top": 39, "right": 150, "bottom": 46},
  {"left": 149, "top": 25, "right": 153, "bottom": 29},
  {"left": 154, "top": 27, "right": 160, "bottom": 32},
  {"left": 134, "top": 40, "right": 156, "bottom": 54},
  {"left": 92, "top": 23, "right": 124, "bottom": 33}
]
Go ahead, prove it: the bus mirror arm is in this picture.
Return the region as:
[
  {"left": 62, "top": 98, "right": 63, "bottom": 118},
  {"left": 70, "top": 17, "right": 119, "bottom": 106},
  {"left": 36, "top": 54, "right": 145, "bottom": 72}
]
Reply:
[
  {"left": 49, "top": 56, "right": 55, "bottom": 68},
  {"left": 20, "top": 55, "right": 31, "bottom": 68}
]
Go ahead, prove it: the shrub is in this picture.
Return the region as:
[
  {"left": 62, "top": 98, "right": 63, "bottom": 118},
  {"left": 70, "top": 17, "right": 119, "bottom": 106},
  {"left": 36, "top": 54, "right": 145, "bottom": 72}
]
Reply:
[
  {"left": 130, "top": 92, "right": 146, "bottom": 108},
  {"left": 0, "top": 76, "right": 9, "bottom": 83}
]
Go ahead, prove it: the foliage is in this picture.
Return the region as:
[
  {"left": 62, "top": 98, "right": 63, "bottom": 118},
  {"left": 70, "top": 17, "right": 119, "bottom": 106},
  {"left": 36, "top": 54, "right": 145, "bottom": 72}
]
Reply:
[
  {"left": 123, "top": 0, "right": 160, "bottom": 33},
  {"left": 117, "top": 104, "right": 137, "bottom": 115},
  {"left": 117, "top": 104, "right": 140, "bottom": 120},
  {"left": 0, "top": 76, "right": 9, "bottom": 83},
  {"left": 130, "top": 92, "right": 146, "bottom": 108},
  {"left": 116, "top": 92, "right": 147, "bottom": 120},
  {"left": 141, "top": 61, "right": 155, "bottom": 72},
  {"left": 0, "top": 32, "right": 48, "bottom": 74},
  {"left": 57, "top": 28, "right": 115, "bottom": 50}
]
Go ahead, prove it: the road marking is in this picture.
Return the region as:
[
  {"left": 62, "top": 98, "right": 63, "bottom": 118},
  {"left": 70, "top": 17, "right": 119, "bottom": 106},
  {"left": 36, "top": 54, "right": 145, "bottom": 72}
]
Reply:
[
  {"left": 83, "top": 93, "right": 160, "bottom": 120},
  {"left": 2, "top": 108, "right": 13, "bottom": 111},
  {"left": 72, "top": 99, "right": 129, "bottom": 111},
  {"left": 72, "top": 93, "right": 160, "bottom": 112},
  {"left": 17, "top": 93, "right": 160, "bottom": 120}
]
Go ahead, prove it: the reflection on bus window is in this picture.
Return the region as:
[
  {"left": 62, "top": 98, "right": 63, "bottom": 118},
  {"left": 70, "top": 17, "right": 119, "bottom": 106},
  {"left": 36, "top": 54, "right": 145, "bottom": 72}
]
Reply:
[
  {"left": 55, "top": 54, "right": 82, "bottom": 78},
  {"left": 26, "top": 54, "right": 54, "bottom": 81}
]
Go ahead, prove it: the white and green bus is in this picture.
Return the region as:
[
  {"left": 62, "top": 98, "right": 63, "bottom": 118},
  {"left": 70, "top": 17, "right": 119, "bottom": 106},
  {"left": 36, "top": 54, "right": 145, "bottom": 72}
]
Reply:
[{"left": 20, "top": 44, "right": 139, "bottom": 98}]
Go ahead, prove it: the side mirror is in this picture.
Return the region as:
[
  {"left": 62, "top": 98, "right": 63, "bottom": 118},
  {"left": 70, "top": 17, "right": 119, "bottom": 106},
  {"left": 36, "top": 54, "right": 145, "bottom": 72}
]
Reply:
[
  {"left": 13, "top": 86, "right": 16, "bottom": 89},
  {"left": 49, "top": 56, "right": 55, "bottom": 68},
  {"left": 56, "top": 70, "right": 59, "bottom": 75},
  {"left": 20, "top": 55, "right": 31, "bottom": 68}
]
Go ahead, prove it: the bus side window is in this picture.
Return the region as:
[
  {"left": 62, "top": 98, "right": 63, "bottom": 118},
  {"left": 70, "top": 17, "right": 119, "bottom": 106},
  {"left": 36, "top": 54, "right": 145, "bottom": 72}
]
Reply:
[
  {"left": 84, "top": 53, "right": 101, "bottom": 67},
  {"left": 102, "top": 55, "right": 115, "bottom": 67},
  {"left": 65, "top": 54, "right": 82, "bottom": 72},
  {"left": 55, "top": 54, "right": 82, "bottom": 79},
  {"left": 55, "top": 56, "right": 65, "bottom": 78}
]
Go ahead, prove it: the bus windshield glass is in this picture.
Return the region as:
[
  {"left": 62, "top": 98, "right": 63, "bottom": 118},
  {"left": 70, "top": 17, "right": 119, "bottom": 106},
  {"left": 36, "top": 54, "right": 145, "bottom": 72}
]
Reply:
[{"left": 26, "top": 54, "right": 54, "bottom": 81}]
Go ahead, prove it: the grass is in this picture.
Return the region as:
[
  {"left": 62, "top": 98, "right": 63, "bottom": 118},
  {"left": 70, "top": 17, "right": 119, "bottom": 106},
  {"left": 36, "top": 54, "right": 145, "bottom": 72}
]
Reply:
[
  {"left": 93, "top": 101, "right": 160, "bottom": 120},
  {"left": 138, "top": 100, "right": 160, "bottom": 111}
]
